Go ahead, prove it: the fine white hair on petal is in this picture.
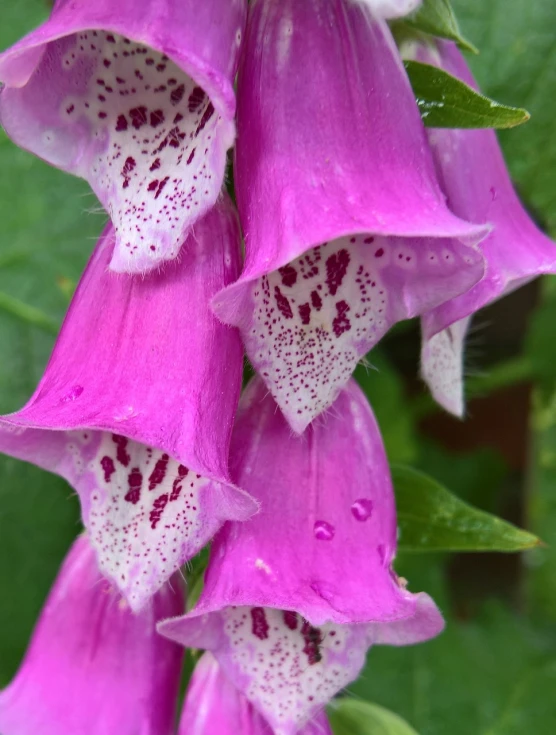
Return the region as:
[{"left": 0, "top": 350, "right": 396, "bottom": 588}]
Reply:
[{"left": 353, "top": 0, "right": 422, "bottom": 19}]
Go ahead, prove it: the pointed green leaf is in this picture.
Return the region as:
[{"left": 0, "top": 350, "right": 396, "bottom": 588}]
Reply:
[
  {"left": 392, "top": 465, "right": 541, "bottom": 552},
  {"left": 406, "top": 0, "right": 478, "bottom": 53},
  {"left": 329, "top": 699, "right": 419, "bottom": 735},
  {"left": 404, "top": 60, "right": 530, "bottom": 128}
]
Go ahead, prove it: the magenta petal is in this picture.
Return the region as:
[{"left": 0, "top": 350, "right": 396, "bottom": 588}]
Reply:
[
  {"left": 0, "top": 0, "right": 246, "bottom": 273},
  {"left": 179, "top": 653, "right": 333, "bottom": 735},
  {"left": 0, "top": 198, "right": 257, "bottom": 609},
  {"left": 158, "top": 379, "right": 443, "bottom": 733},
  {"left": 412, "top": 42, "right": 556, "bottom": 414},
  {"left": 214, "top": 234, "right": 484, "bottom": 433},
  {"left": 0, "top": 535, "right": 184, "bottom": 735},
  {"left": 234, "top": 0, "right": 485, "bottom": 275},
  {"left": 414, "top": 41, "right": 556, "bottom": 333},
  {"left": 216, "top": 0, "right": 487, "bottom": 432},
  {"left": 185, "top": 377, "right": 429, "bottom": 625}
]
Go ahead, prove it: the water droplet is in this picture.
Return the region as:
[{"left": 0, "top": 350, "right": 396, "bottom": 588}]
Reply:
[
  {"left": 61, "top": 385, "right": 84, "bottom": 403},
  {"left": 314, "top": 520, "right": 335, "bottom": 541},
  {"left": 351, "top": 498, "right": 373, "bottom": 522}
]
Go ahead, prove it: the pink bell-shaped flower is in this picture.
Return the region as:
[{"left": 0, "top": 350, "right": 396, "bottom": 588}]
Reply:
[
  {"left": 178, "top": 652, "right": 333, "bottom": 735},
  {"left": 412, "top": 40, "right": 556, "bottom": 415},
  {"left": 0, "top": 197, "right": 256, "bottom": 611},
  {"left": 212, "top": 0, "right": 488, "bottom": 434},
  {"left": 0, "top": 0, "right": 246, "bottom": 273},
  {"left": 159, "top": 377, "right": 443, "bottom": 734},
  {"left": 0, "top": 534, "right": 184, "bottom": 735}
]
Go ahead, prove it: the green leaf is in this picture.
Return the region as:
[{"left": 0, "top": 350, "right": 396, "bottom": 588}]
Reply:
[
  {"left": 404, "top": 60, "right": 530, "bottom": 128},
  {"left": 329, "top": 699, "right": 419, "bottom": 735},
  {"left": 349, "top": 604, "right": 556, "bottom": 735},
  {"left": 406, "top": 0, "right": 478, "bottom": 53},
  {"left": 393, "top": 465, "right": 540, "bottom": 552}
]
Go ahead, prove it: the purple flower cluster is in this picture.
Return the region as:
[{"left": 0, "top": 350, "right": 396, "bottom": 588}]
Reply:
[{"left": 0, "top": 0, "right": 553, "bottom": 733}]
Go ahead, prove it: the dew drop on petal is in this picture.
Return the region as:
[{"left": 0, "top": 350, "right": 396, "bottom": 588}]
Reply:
[
  {"left": 351, "top": 498, "right": 373, "bottom": 521},
  {"left": 61, "top": 385, "right": 84, "bottom": 403},
  {"left": 313, "top": 520, "right": 335, "bottom": 541}
]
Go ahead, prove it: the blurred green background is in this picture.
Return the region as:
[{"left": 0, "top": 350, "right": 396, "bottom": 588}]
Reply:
[{"left": 0, "top": 1, "right": 555, "bottom": 733}]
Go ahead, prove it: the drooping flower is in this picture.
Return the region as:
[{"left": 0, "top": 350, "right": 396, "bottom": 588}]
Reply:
[
  {"left": 212, "top": 0, "right": 488, "bottom": 434},
  {"left": 179, "top": 652, "right": 333, "bottom": 735},
  {"left": 159, "top": 377, "right": 444, "bottom": 735},
  {"left": 0, "top": 0, "right": 246, "bottom": 273},
  {"left": 0, "top": 534, "right": 184, "bottom": 735},
  {"left": 408, "top": 40, "right": 556, "bottom": 415},
  {"left": 0, "top": 197, "right": 256, "bottom": 611}
]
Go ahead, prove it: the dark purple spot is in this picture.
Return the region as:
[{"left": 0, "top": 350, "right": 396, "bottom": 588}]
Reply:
[
  {"left": 98, "top": 112, "right": 107, "bottom": 119},
  {"left": 364, "top": 236, "right": 375, "bottom": 244},
  {"left": 274, "top": 286, "right": 293, "bottom": 319},
  {"left": 129, "top": 106, "right": 148, "bottom": 130},
  {"left": 103, "top": 59, "right": 111, "bottom": 68},
  {"left": 149, "top": 158, "right": 161, "bottom": 171},
  {"left": 188, "top": 86, "right": 206, "bottom": 112},
  {"left": 283, "top": 611, "right": 298, "bottom": 630},
  {"left": 173, "top": 113, "right": 184, "bottom": 123},
  {"left": 170, "top": 84, "right": 185, "bottom": 106},
  {"left": 100, "top": 456, "right": 115, "bottom": 483},
  {"left": 186, "top": 148, "right": 196, "bottom": 165},
  {"left": 298, "top": 303, "right": 311, "bottom": 325},
  {"left": 326, "top": 249, "right": 351, "bottom": 295},
  {"left": 115, "top": 76, "right": 125, "bottom": 84},
  {"left": 112, "top": 435, "right": 130, "bottom": 467},
  {"left": 170, "top": 465, "right": 188, "bottom": 501},
  {"left": 106, "top": 34, "right": 116, "bottom": 43},
  {"left": 251, "top": 607, "right": 269, "bottom": 640},
  {"left": 374, "top": 248, "right": 384, "bottom": 258},
  {"left": 124, "top": 467, "right": 142, "bottom": 505},
  {"left": 302, "top": 621, "right": 323, "bottom": 665},
  {"left": 310, "top": 290, "right": 322, "bottom": 310},
  {"left": 332, "top": 300, "right": 351, "bottom": 337},
  {"left": 66, "top": 104, "right": 75, "bottom": 115},
  {"left": 195, "top": 103, "right": 215, "bottom": 135},
  {"left": 149, "top": 494, "right": 168, "bottom": 528},
  {"left": 148, "top": 453, "right": 169, "bottom": 491},
  {"left": 279, "top": 264, "right": 298, "bottom": 287},
  {"left": 150, "top": 109, "right": 165, "bottom": 128}
]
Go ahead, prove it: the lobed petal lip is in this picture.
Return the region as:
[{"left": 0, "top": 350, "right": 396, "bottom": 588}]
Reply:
[
  {"left": 0, "top": 0, "right": 246, "bottom": 273},
  {"left": 0, "top": 196, "right": 258, "bottom": 609},
  {"left": 0, "top": 0, "right": 246, "bottom": 119},
  {"left": 158, "top": 378, "right": 443, "bottom": 634}
]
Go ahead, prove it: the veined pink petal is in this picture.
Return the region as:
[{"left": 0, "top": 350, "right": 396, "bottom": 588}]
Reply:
[
  {"left": 0, "top": 198, "right": 256, "bottom": 610},
  {"left": 354, "top": 0, "right": 422, "bottom": 19},
  {"left": 159, "top": 379, "right": 443, "bottom": 734},
  {"left": 214, "top": 234, "right": 484, "bottom": 434},
  {"left": 0, "top": 0, "right": 246, "bottom": 273},
  {"left": 407, "top": 41, "right": 556, "bottom": 414},
  {"left": 179, "top": 653, "right": 332, "bottom": 735},
  {"left": 214, "top": 0, "right": 487, "bottom": 433},
  {"left": 0, "top": 534, "right": 184, "bottom": 735}
]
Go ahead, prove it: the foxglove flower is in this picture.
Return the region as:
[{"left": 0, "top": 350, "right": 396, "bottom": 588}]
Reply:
[
  {"left": 179, "top": 652, "right": 332, "bottom": 735},
  {"left": 0, "top": 0, "right": 246, "bottom": 273},
  {"left": 160, "top": 377, "right": 444, "bottom": 735},
  {"left": 213, "top": 0, "right": 488, "bottom": 434},
  {"left": 0, "top": 198, "right": 256, "bottom": 611},
  {"left": 0, "top": 534, "right": 184, "bottom": 735},
  {"left": 409, "top": 40, "right": 556, "bottom": 415}
]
